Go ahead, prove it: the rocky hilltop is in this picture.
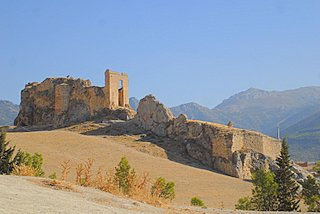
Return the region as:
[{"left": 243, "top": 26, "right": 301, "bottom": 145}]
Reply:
[
  {"left": 12, "top": 71, "right": 295, "bottom": 180},
  {"left": 14, "top": 75, "right": 135, "bottom": 127},
  {"left": 134, "top": 95, "right": 282, "bottom": 179},
  {"left": 12, "top": 77, "right": 308, "bottom": 179}
]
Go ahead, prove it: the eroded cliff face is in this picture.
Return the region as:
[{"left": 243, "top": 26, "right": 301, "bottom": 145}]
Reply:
[
  {"left": 15, "top": 77, "right": 135, "bottom": 127},
  {"left": 134, "top": 95, "right": 282, "bottom": 179}
]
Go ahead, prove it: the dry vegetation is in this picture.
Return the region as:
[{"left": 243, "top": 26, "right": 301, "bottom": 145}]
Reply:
[
  {"left": 12, "top": 154, "right": 173, "bottom": 207},
  {"left": 13, "top": 164, "right": 37, "bottom": 177},
  {"left": 60, "top": 160, "right": 71, "bottom": 181},
  {"left": 58, "top": 158, "right": 173, "bottom": 207},
  {"left": 6, "top": 130, "right": 252, "bottom": 209},
  {"left": 40, "top": 179, "right": 74, "bottom": 191}
]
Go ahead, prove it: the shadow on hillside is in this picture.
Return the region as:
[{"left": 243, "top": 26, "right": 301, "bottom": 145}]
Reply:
[
  {"left": 82, "top": 120, "right": 215, "bottom": 172},
  {"left": 5, "top": 125, "right": 55, "bottom": 133},
  {"left": 136, "top": 134, "right": 215, "bottom": 171},
  {"left": 82, "top": 120, "right": 145, "bottom": 136},
  {"left": 8, "top": 120, "right": 247, "bottom": 179}
]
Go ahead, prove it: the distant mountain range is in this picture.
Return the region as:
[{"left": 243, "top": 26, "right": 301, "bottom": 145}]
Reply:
[
  {"left": 0, "top": 100, "right": 19, "bottom": 126},
  {"left": 282, "top": 110, "right": 320, "bottom": 161},
  {"left": 2, "top": 86, "right": 320, "bottom": 161},
  {"left": 171, "top": 87, "right": 320, "bottom": 137}
]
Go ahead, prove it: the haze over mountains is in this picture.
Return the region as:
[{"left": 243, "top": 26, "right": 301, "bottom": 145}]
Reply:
[
  {"left": 1, "top": 86, "right": 320, "bottom": 161},
  {"left": 129, "top": 97, "right": 139, "bottom": 111},
  {"left": 171, "top": 87, "right": 320, "bottom": 136},
  {"left": 0, "top": 100, "right": 19, "bottom": 126}
]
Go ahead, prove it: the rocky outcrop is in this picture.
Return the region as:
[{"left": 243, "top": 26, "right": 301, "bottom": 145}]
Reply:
[
  {"left": 134, "top": 95, "right": 282, "bottom": 179},
  {"left": 15, "top": 77, "right": 135, "bottom": 127},
  {"left": 134, "top": 95, "right": 174, "bottom": 136}
]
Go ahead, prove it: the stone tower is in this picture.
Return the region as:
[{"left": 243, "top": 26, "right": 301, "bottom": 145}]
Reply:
[{"left": 105, "top": 69, "right": 129, "bottom": 109}]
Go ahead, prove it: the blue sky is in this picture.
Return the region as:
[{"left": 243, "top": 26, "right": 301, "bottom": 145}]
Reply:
[{"left": 1, "top": 0, "right": 319, "bottom": 107}]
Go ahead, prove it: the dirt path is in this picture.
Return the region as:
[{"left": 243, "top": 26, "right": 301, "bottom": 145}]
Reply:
[
  {"left": 0, "top": 175, "right": 163, "bottom": 214},
  {"left": 0, "top": 175, "right": 301, "bottom": 214}
]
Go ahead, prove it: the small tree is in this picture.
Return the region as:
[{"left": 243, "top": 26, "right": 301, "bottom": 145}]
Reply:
[
  {"left": 115, "top": 157, "right": 133, "bottom": 194},
  {"left": 235, "top": 170, "right": 278, "bottom": 211},
  {"left": 302, "top": 175, "right": 320, "bottom": 212},
  {"left": 151, "top": 177, "right": 175, "bottom": 201},
  {"left": 251, "top": 170, "right": 278, "bottom": 211},
  {"left": 274, "top": 138, "right": 300, "bottom": 211},
  {"left": 227, "top": 120, "right": 233, "bottom": 127},
  {"left": 235, "top": 197, "right": 254, "bottom": 210},
  {"left": 191, "top": 197, "right": 206, "bottom": 208},
  {"left": 0, "top": 130, "right": 23, "bottom": 174}
]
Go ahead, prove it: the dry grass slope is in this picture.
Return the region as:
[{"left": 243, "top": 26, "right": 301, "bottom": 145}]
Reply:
[{"left": 7, "top": 130, "right": 252, "bottom": 209}]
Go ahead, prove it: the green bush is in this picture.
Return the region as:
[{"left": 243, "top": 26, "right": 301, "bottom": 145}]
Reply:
[
  {"left": 191, "top": 197, "right": 206, "bottom": 208},
  {"left": 235, "top": 170, "right": 278, "bottom": 211},
  {"left": 18, "top": 151, "right": 45, "bottom": 177},
  {"left": 151, "top": 177, "right": 175, "bottom": 201},
  {"left": 115, "top": 157, "right": 135, "bottom": 194},
  {"left": 48, "top": 172, "right": 57, "bottom": 180},
  {"left": 251, "top": 170, "right": 278, "bottom": 211},
  {"left": 235, "top": 196, "right": 254, "bottom": 210},
  {"left": 306, "top": 196, "right": 320, "bottom": 212}
]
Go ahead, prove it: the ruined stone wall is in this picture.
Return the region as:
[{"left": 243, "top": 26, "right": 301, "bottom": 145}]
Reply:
[
  {"left": 105, "top": 70, "right": 129, "bottom": 109},
  {"left": 134, "top": 95, "right": 282, "bottom": 179},
  {"left": 15, "top": 75, "right": 135, "bottom": 127},
  {"left": 55, "top": 83, "right": 71, "bottom": 114},
  {"left": 262, "top": 136, "right": 282, "bottom": 160},
  {"left": 234, "top": 131, "right": 281, "bottom": 160}
]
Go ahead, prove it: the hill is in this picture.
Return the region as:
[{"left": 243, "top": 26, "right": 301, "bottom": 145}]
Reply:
[
  {"left": 6, "top": 129, "right": 252, "bottom": 209},
  {"left": 170, "top": 102, "right": 229, "bottom": 124},
  {"left": 282, "top": 111, "right": 320, "bottom": 161},
  {"left": 215, "top": 87, "right": 320, "bottom": 136},
  {"left": 0, "top": 100, "right": 19, "bottom": 126}
]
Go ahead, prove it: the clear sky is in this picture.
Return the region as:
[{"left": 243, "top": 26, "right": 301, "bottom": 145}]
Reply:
[{"left": 1, "top": 1, "right": 319, "bottom": 107}]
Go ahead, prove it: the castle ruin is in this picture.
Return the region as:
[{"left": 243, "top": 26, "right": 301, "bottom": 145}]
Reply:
[
  {"left": 15, "top": 69, "right": 134, "bottom": 127},
  {"left": 14, "top": 69, "right": 307, "bottom": 180},
  {"left": 105, "top": 70, "right": 129, "bottom": 109}
]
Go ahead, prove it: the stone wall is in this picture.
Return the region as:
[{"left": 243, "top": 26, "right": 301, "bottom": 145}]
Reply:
[
  {"left": 134, "top": 95, "right": 282, "bottom": 179},
  {"left": 15, "top": 73, "right": 135, "bottom": 127},
  {"left": 105, "top": 70, "right": 129, "bottom": 109}
]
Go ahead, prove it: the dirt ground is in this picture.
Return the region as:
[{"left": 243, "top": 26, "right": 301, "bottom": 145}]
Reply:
[
  {"left": 6, "top": 126, "right": 252, "bottom": 210},
  {"left": 2, "top": 175, "right": 291, "bottom": 214}
]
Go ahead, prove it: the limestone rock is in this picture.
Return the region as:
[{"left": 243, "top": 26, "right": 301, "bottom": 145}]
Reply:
[
  {"left": 186, "top": 142, "right": 212, "bottom": 166},
  {"left": 135, "top": 94, "right": 283, "bottom": 179},
  {"left": 134, "top": 95, "right": 174, "bottom": 136},
  {"left": 15, "top": 75, "right": 135, "bottom": 127},
  {"left": 290, "top": 163, "right": 312, "bottom": 183}
]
